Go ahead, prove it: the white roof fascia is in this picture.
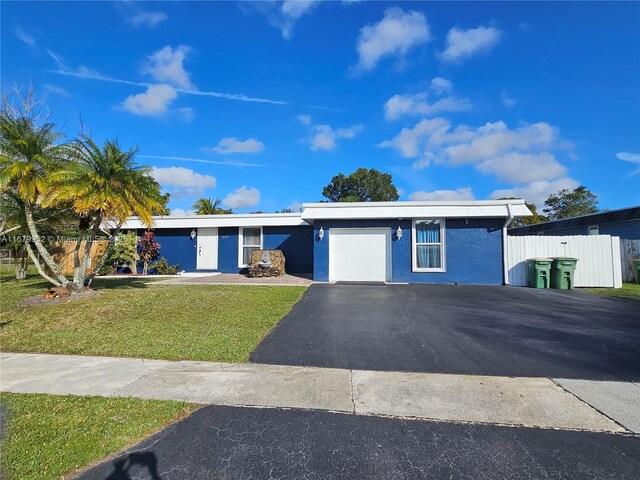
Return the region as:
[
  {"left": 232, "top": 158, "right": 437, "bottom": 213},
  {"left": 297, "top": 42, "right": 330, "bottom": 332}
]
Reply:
[
  {"left": 114, "top": 213, "right": 308, "bottom": 230},
  {"left": 301, "top": 200, "right": 532, "bottom": 220}
]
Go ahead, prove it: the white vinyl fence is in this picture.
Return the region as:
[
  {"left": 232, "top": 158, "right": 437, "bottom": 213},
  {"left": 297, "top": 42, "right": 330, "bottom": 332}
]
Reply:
[{"left": 506, "top": 235, "right": 622, "bottom": 288}]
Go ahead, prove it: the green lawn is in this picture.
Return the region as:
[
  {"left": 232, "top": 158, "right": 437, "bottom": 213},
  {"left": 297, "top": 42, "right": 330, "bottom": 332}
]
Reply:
[
  {"left": 589, "top": 282, "right": 640, "bottom": 302},
  {"left": 0, "top": 270, "right": 306, "bottom": 362},
  {"left": 0, "top": 392, "right": 196, "bottom": 480}
]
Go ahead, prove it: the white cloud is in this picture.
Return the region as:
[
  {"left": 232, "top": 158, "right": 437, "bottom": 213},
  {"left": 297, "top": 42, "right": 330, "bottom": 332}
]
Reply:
[
  {"left": 169, "top": 208, "right": 195, "bottom": 217},
  {"left": 151, "top": 166, "right": 217, "bottom": 199},
  {"left": 443, "top": 121, "right": 559, "bottom": 165},
  {"left": 210, "top": 137, "right": 265, "bottom": 155},
  {"left": 14, "top": 26, "right": 36, "bottom": 47},
  {"left": 409, "top": 187, "right": 475, "bottom": 201},
  {"left": 223, "top": 186, "right": 261, "bottom": 209},
  {"left": 43, "top": 84, "right": 70, "bottom": 97},
  {"left": 249, "top": 0, "right": 321, "bottom": 40},
  {"left": 310, "top": 124, "right": 363, "bottom": 151},
  {"left": 476, "top": 152, "right": 567, "bottom": 183},
  {"left": 298, "top": 114, "right": 312, "bottom": 125},
  {"left": 49, "top": 51, "right": 287, "bottom": 105},
  {"left": 440, "top": 25, "right": 502, "bottom": 63},
  {"left": 385, "top": 92, "right": 471, "bottom": 121},
  {"left": 142, "top": 45, "right": 194, "bottom": 89},
  {"left": 385, "top": 77, "right": 471, "bottom": 121},
  {"left": 616, "top": 152, "right": 640, "bottom": 176},
  {"left": 379, "top": 117, "right": 450, "bottom": 158},
  {"left": 178, "top": 107, "right": 195, "bottom": 122},
  {"left": 501, "top": 90, "right": 516, "bottom": 107},
  {"left": 286, "top": 200, "right": 303, "bottom": 212},
  {"left": 381, "top": 118, "right": 571, "bottom": 184},
  {"left": 490, "top": 177, "right": 580, "bottom": 206},
  {"left": 129, "top": 11, "right": 168, "bottom": 28},
  {"left": 430, "top": 77, "right": 452, "bottom": 94},
  {"left": 353, "top": 7, "right": 431, "bottom": 72},
  {"left": 121, "top": 84, "right": 177, "bottom": 116}
]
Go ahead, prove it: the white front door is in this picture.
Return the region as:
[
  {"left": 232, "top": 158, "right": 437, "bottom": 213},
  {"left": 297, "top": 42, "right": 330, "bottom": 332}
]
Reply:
[
  {"left": 196, "top": 227, "right": 218, "bottom": 270},
  {"left": 329, "top": 228, "right": 390, "bottom": 282}
]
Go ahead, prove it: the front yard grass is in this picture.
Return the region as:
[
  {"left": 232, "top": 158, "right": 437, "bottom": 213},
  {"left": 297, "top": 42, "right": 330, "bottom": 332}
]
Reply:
[
  {"left": 0, "top": 392, "right": 196, "bottom": 480},
  {"left": 0, "top": 271, "right": 306, "bottom": 362},
  {"left": 589, "top": 282, "right": 640, "bottom": 302}
]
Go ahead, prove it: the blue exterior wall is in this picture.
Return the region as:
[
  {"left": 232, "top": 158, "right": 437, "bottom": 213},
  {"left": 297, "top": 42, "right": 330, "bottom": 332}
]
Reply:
[
  {"left": 152, "top": 228, "right": 197, "bottom": 272},
  {"left": 313, "top": 218, "right": 504, "bottom": 285},
  {"left": 600, "top": 220, "right": 640, "bottom": 239},
  {"left": 511, "top": 220, "right": 640, "bottom": 240},
  {"left": 217, "top": 227, "right": 239, "bottom": 273},
  {"left": 147, "top": 225, "right": 314, "bottom": 274},
  {"left": 264, "top": 226, "right": 314, "bottom": 273}
]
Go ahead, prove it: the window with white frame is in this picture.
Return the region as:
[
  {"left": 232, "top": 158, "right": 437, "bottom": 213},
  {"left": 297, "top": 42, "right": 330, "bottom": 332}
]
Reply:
[
  {"left": 588, "top": 225, "right": 599, "bottom": 235},
  {"left": 239, "top": 227, "right": 262, "bottom": 267},
  {"left": 412, "top": 219, "right": 445, "bottom": 272}
]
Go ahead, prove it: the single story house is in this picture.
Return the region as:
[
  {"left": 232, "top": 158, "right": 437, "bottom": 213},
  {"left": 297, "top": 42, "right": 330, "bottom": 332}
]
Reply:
[
  {"left": 118, "top": 200, "right": 532, "bottom": 285},
  {"left": 508, "top": 206, "right": 640, "bottom": 239}
]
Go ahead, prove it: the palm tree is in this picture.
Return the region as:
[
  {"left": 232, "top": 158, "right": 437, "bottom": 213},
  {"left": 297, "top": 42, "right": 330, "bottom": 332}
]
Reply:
[
  {"left": 0, "top": 103, "right": 70, "bottom": 285},
  {"left": 192, "top": 197, "right": 232, "bottom": 215},
  {"left": 45, "top": 135, "right": 163, "bottom": 287}
]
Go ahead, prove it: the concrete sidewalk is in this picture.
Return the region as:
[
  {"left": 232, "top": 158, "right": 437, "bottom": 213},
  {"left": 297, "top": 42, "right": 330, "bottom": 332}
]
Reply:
[{"left": 1, "top": 352, "right": 637, "bottom": 434}]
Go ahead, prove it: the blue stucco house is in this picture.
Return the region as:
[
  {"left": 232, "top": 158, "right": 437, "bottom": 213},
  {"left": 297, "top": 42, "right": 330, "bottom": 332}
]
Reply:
[
  {"left": 118, "top": 200, "right": 532, "bottom": 285},
  {"left": 508, "top": 206, "right": 640, "bottom": 239}
]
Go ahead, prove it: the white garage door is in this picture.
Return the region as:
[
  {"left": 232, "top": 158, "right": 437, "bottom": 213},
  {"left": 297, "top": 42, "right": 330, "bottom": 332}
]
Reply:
[{"left": 329, "top": 228, "right": 390, "bottom": 282}]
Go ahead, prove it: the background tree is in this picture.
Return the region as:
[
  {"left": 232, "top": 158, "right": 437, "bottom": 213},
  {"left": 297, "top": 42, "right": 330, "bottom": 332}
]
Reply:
[
  {"left": 499, "top": 198, "right": 549, "bottom": 228},
  {"left": 322, "top": 168, "right": 399, "bottom": 202},
  {"left": 543, "top": 186, "right": 599, "bottom": 220},
  {"left": 0, "top": 87, "right": 70, "bottom": 285},
  {"left": 111, "top": 231, "right": 139, "bottom": 274},
  {"left": 192, "top": 197, "right": 232, "bottom": 215},
  {"left": 139, "top": 230, "right": 160, "bottom": 275},
  {"left": 152, "top": 193, "right": 171, "bottom": 216}
]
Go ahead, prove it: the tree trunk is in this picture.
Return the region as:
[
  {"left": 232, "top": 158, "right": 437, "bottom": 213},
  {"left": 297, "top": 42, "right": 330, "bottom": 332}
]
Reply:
[
  {"left": 24, "top": 203, "right": 68, "bottom": 286},
  {"left": 72, "top": 235, "right": 83, "bottom": 286},
  {"left": 85, "top": 219, "right": 114, "bottom": 288},
  {"left": 24, "top": 242, "right": 61, "bottom": 286},
  {"left": 15, "top": 249, "right": 27, "bottom": 280}
]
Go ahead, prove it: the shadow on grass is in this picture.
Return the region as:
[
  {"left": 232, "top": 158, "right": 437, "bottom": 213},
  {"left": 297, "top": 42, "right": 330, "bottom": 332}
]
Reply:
[{"left": 91, "top": 278, "right": 156, "bottom": 290}]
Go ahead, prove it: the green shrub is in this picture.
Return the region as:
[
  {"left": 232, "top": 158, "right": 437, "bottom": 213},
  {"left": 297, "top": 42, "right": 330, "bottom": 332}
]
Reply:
[{"left": 151, "top": 257, "right": 180, "bottom": 275}]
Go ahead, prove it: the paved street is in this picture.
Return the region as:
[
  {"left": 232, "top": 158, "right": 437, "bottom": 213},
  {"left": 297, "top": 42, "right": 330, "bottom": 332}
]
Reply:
[{"left": 76, "top": 405, "right": 640, "bottom": 480}]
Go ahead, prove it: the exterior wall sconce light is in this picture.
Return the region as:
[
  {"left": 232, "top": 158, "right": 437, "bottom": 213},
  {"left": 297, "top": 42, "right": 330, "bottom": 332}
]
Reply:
[
  {"left": 190, "top": 229, "right": 197, "bottom": 240},
  {"left": 396, "top": 226, "right": 403, "bottom": 239},
  {"left": 318, "top": 227, "right": 325, "bottom": 240}
]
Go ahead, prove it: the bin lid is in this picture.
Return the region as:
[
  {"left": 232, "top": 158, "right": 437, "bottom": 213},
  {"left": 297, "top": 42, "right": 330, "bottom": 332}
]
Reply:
[
  {"left": 527, "top": 257, "right": 553, "bottom": 262},
  {"left": 552, "top": 257, "right": 578, "bottom": 261}
]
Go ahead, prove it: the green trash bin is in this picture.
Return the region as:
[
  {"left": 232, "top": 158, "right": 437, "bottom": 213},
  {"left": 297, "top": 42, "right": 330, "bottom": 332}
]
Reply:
[
  {"left": 550, "top": 257, "right": 579, "bottom": 289},
  {"left": 526, "top": 258, "right": 553, "bottom": 288},
  {"left": 633, "top": 259, "right": 640, "bottom": 284}
]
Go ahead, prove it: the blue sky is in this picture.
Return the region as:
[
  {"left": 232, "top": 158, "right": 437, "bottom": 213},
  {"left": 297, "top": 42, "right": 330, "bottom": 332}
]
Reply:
[{"left": 2, "top": 1, "right": 639, "bottom": 214}]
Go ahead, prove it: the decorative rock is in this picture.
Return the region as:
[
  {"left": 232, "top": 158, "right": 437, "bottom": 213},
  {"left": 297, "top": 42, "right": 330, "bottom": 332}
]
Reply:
[{"left": 248, "top": 250, "right": 285, "bottom": 277}]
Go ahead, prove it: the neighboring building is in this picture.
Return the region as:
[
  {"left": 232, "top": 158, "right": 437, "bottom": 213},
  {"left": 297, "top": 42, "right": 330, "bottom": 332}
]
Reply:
[
  {"left": 508, "top": 206, "right": 640, "bottom": 239},
  {"left": 117, "top": 200, "right": 531, "bottom": 285}
]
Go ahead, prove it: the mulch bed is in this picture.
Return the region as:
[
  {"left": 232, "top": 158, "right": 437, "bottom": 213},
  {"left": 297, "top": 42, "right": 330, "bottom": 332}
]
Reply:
[{"left": 19, "top": 289, "right": 103, "bottom": 307}]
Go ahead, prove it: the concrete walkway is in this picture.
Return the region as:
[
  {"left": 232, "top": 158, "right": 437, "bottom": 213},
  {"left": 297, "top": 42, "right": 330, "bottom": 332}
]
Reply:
[{"left": 1, "top": 352, "right": 638, "bottom": 434}]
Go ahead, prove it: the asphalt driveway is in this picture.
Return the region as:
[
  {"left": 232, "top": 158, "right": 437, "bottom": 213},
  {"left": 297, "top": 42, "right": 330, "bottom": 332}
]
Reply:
[
  {"left": 251, "top": 284, "right": 640, "bottom": 380},
  {"left": 77, "top": 405, "right": 640, "bottom": 480}
]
